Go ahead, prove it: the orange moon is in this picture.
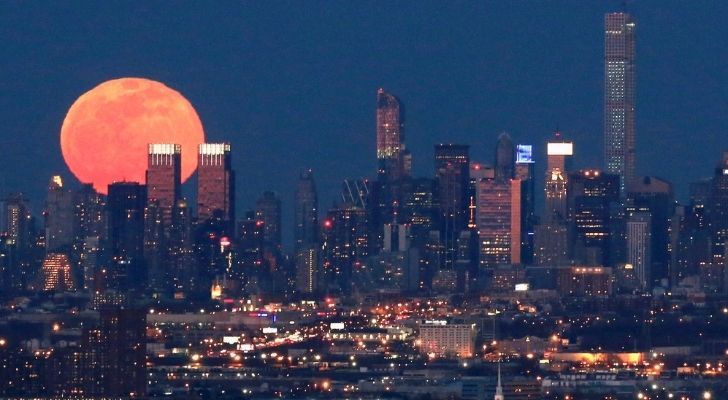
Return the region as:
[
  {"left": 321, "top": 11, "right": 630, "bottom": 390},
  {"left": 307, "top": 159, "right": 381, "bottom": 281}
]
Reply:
[{"left": 60, "top": 78, "right": 205, "bottom": 194}]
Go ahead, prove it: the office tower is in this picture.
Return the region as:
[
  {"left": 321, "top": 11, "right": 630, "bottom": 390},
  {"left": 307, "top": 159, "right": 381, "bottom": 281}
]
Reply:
[
  {"left": 604, "top": 12, "right": 636, "bottom": 192},
  {"left": 44, "top": 176, "right": 74, "bottom": 252},
  {"left": 237, "top": 211, "right": 264, "bottom": 270},
  {"left": 294, "top": 170, "right": 319, "bottom": 251},
  {"left": 320, "top": 205, "right": 369, "bottom": 292},
  {"left": 675, "top": 190, "right": 711, "bottom": 283},
  {"left": 545, "top": 137, "right": 573, "bottom": 221},
  {"left": 197, "top": 143, "right": 235, "bottom": 226},
  {"left": 626, "top": 210, "right": 651, "bottom": 288},
  {"left": 535, "top": 136, "right": 573, "bottom": 265},
  {"left": 168, "top": 199, "right": 196, "bottom": 295},
  {"left": 627, "top": 176, "right": 674, "bottom": 287},
  {"left": 435, "top": 144, "right": 470, "bottom": 268},
  {"left": 256, "top": 191, "right": 282, "bottom": 251},
  {"left": 107, "top": 182, "right": 146, "bottom": 290},
  {"left": 376, "top": 88, "right": 406, "bottom": 183},
  {"left": 399, "top": 178, "right": 440, "bottom": 247},
  {"left": 568, "top": 170, "right": 620, "bottom": 266},
  {"left": 420, "top": 231, "right": 445, "bottom": 291},
  {"left": 476, "top": 177, "right": 522, "bottom": 267},
  {"left": 515, "top": 145, "right": 535, "bottom": 265},
  {"left": 41, "top": 253, "right": 74, "bottom": 291},
  {"left": 194, "top": 208, "right": 233, "bottom": 294},
  {"left": 495, "top": 133, "right": 515, "bottom": 181},
  {"left": 84, "top": 307, "right": 146, "bottom": 397}
]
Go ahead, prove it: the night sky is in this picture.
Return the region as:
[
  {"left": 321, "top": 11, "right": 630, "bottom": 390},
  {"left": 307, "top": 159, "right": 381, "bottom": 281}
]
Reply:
[{"left": 1, "top": 1, "right": 727, "bottom": 247}]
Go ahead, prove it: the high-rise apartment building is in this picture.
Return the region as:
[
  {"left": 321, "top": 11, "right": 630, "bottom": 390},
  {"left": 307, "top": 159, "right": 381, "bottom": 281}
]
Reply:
[
  {"left": 84, "top": 307, "right": 146, "bottom": 397},
  {"left": 146, "top": 144, "right": 181, "bottom": 224},
  {"left": 197, "top": 143, "right": 235, "bottom": 226},
  {"left": 604, "top": 12, "right": 636, "bottom": 192}
]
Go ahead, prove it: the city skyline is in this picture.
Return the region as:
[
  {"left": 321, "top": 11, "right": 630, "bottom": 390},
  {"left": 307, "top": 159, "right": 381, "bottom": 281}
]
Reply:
[
  {"left": 0, "top": 3, "right": 726, "bottom": 249},
  {"left": 2, "top": 4, "right": 728, "bottom": 399}
]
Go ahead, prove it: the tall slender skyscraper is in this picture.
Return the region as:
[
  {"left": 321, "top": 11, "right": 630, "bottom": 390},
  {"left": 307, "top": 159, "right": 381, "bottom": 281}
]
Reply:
[
  {"left": 197, "top": 143, "right": 235, "bottom": 226},
  {"left": 604, "top": 12, "right": 636, "bottom": 192},
  {"left": 294, "top": 169, "right": 319, "bottom": 252},
  {"left": 376, "top": 88, "right": 405, "bottom": 182},
  {"left": 435, "top": 144, "right": 470, "bottom": 269}
]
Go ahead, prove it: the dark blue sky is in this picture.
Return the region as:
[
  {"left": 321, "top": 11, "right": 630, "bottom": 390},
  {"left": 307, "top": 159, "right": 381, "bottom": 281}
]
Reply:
[{"left": 1, "top": 2, "right": 727, "bottom": 246}]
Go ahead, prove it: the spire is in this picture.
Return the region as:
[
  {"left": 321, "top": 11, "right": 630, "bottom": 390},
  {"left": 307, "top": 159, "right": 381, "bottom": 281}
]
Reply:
[{"left": 494, "top": 360, "right": 504, "bottom": 400}]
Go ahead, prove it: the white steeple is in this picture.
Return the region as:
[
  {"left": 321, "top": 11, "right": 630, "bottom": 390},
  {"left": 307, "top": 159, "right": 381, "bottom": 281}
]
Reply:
[{"left": 494, "top": 360, "right": 504, "bottom": 400}]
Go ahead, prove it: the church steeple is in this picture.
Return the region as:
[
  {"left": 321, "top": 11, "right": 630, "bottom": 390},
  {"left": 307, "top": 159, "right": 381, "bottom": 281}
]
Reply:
[{"left": 494, "top": 360, "right": 504, "bottom": 400}]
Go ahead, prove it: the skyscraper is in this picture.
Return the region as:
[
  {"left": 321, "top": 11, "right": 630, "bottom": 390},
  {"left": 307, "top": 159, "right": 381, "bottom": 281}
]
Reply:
[
  {"left": 44, "top": 175, "right": 74, "bottom": 252},
  {"left": 434, "top": 144, "right": 470, "bottom": 269},
  {"left": 627, "top": 176, "right": 674, "bottom": 288},
  {"left": 495, "top": 133, "right": 515, "bottom": 182},
  {"left": 72, "top": 184, "right": 106, "bottom": 291},
  {"left": 535, "top": 135, "right": 573, "bottom": 265},
  {"left": 476, "top": 177, "right": 522, "bottom": 267},
  {"left": 604, "top": 12, "right": 636, "bottom": 192},
  {"left": 515, "top": 145, "right": 535, "bottom": 265},
  {"left": 145, "top": 144, "right": 181, "bottom": 294},
  {"left": 568, "top": 170, "right": 621, "bottom": 266},
  {"left": 626, "top": 209, "right": 651, "bottom": 288},
  {"left": 107, "top": 182, "right": 146, "bottom": 290},
  {"left": 376, "top": 88, "right": 405, "bottom": 182},
  {"left": 146, "top": 143, "right": 181, "bottom": 225},
  {"left": 294, "top": 170, "right": 319, "bottom": 252},
  {"left": 197, "top": 143, "right": 235, "bottom": 226},
  {"left": 256, "top": 191, "right": 282, "bottom": 251}
]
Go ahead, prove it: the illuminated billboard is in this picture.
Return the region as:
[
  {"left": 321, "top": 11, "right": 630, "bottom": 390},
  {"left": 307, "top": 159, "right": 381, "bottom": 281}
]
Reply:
[
  {"left": 547, "top": 142, "right": 573, "bottom": 156},
  {"left": 516, "top": 145, "right": 534, "bottom": 163}
]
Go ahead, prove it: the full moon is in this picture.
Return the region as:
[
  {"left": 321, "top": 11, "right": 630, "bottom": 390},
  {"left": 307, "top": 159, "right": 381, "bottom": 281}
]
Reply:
[{"left": 60, "top": 78, "right": 205, "bottom": 194}]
